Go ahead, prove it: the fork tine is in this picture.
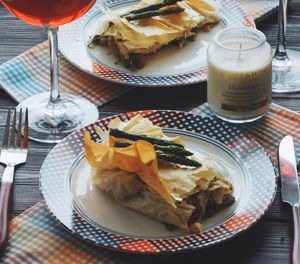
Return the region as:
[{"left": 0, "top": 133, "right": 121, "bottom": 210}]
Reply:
[
  {"left": 23, "top": 108, "right": 29, "bottom": 149},
  {"left": 17, "top": 109, "right": 22, "bottom": 148},
  {"left": 10, "top": 109, "right": 16, "bottom": 148},
  {"left": 2, "top": 109, "right": 11, "bottom": 148}
]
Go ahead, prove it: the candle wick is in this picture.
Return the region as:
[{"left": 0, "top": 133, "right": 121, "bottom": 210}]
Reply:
[{"left": 238, "top": 43, "right": 242, "bottom": 60}]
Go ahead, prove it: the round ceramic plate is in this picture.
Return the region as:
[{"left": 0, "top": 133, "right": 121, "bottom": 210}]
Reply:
[
  {"left": 58, "top": 0, "right": 255, "bottom": 86},
  {"left": 40, "top": 110, "right": 276, "bottom": 253}
]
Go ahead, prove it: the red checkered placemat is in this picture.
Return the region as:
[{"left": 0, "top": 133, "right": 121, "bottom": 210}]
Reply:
[
  {"left": 2, "top": 201, "right": 168, "bottom": 264},
  {"left": 0, "top": 41, "right": 132, "bottom": 105},
  {"left": 191, "top": 103, "right": 300, "bottom": 169},
  {"left": 1, "top": 103, "right": 298, "bottom": 263},
  {"left": 239, "top": 0, "right": 278, "bottom": 22}
]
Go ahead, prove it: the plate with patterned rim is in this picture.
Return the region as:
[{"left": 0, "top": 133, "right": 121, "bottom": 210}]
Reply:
[
  {"left": 58, "top": 0, "right": 255, "bottom": 87},
  {"left": 39, "top": 110, "right": 276, "bottom": 253}
]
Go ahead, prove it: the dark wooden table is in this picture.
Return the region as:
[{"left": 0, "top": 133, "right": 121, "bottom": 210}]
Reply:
[{"left": 1, "top": 2, "right": 300, "bottom": 263}]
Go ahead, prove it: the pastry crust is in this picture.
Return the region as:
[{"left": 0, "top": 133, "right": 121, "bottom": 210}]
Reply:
[
  {"left": 84, "top": 115, "right": 234, "bottom": 233},
  {"left": 89, "top": 0, "right": 220, "bottom": 69}
]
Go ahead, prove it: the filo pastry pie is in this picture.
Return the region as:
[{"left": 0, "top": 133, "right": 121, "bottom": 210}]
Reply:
[
  {"left": 88, "top": 0, "right": 220, "bottom": 69},
  {"left": 84, "top": 115, "right": 234, "bottom": 233}
]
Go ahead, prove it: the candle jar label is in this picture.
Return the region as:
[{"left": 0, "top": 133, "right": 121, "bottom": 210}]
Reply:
[{"left": 216, "top": 63, "right": 272, "bottom": 112}]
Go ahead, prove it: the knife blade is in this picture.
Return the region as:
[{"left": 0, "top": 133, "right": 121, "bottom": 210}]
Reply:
[
  {"left": 279, "top": 136, "right": 300, "bottom": 206},
  {"left": 279, "top": 135, "right": 300, "bottom": 264}
]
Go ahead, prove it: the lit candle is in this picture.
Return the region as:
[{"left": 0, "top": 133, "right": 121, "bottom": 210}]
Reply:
[{"left": 207, "top": 27, "right": 272, "bottom": 123}]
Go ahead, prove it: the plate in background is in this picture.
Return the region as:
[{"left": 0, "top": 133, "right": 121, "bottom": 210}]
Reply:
[{"left": 58, "top": 0, "right": 255, "bottom": 86}]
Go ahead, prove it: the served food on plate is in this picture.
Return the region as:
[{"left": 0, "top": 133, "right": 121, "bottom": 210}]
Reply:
[
  {"left": 88, "top": 0, "right": 220, "bottom": 69},
  {"left": 84, "top": 115, "right": 234, "bottom": 233}
]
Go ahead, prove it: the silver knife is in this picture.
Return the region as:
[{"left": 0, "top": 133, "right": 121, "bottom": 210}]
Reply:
[{"left": 279, "top": 135, "right": 300, "bottom": 264}]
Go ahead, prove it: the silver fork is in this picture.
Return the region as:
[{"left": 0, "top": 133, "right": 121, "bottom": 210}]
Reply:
[{"left": 0, "top": 108, "right": 28, "bottom": 252}]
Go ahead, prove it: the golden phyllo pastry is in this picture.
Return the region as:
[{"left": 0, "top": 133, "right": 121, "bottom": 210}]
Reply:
[
  {"left": 88, "top": 0, "right": 220, "bottom": 69},
  {"left": 84, "top": 115, "right": 234, "bottom": 233}
]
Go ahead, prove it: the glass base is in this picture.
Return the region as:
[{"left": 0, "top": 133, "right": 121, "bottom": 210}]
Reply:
[
  {"left": 272, "top": 49, "right": 300, "bottom": 93},
  {"left": 215, "top": 113, "right": 263, "bottom": 123},
  {"left": 17, "top": 92, "right": 99, "bottom": 143}
]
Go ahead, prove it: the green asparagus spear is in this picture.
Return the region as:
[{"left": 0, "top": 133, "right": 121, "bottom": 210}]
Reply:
[
  {"left": 114, "top": 142, "right": 200, "bottom": 167},
  {"left": 155, "top": 144, "right": 193, "bottom": 156},
  {"left": 121, "top": 0, "right": 183, "bottom": 16},
  {"left": 110, "top": 128, "right": 184, "bottom": 148},
  {"left": 114, "top": 141, "right": 193, "bottom": 156},
  {"left": 124, "top": 7, "right": 184, "bottom": 21},
  {"left": 114, "top": 141, "right": 132, "bottom": 148},
  {"left": 87, "top": 34, "right": 102, "bottom": 47},
  {"left": 156, "top": 151, "right": 201, "bottom": 167}
]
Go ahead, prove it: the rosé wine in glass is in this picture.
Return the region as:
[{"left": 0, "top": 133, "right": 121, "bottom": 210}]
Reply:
[
  {"left": 2, "top": 0, "right": 95, "bottom": 27},
  {"left": 1, "top": 0, "right": 99, "bottom": 143}
]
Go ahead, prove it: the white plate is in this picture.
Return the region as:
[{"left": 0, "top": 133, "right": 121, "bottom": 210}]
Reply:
[
  {"left": 58, "top": 0, "right": 255, "bottom": 86},
  {"left": 40, "top": 110, "right": 276, "bottom": 253},
  {"left": 70, "top": 130, "right": 242, "bottom": 238}
]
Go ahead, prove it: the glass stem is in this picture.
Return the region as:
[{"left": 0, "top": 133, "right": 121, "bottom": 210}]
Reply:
[
  {"left": 48, "top": 27, "right": 60, "bottom": 103},
  {"left": 44, "top": 27, "right": 67, "bottom": 127},
  {"left": 273, "top": 0, "right": 291, "bottom": 69}
]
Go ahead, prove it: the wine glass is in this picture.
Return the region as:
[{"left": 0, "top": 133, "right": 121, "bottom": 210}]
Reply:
[
  {"left": 272, "top": 0, "right": 300, "bottom": 93},
  {"left": 1, "top": 0, "right": 99, "bottom": 143}
]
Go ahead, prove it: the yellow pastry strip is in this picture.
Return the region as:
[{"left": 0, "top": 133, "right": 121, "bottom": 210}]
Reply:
[{"left": 84, "top": 132, "right": 176, "bottom": 206}]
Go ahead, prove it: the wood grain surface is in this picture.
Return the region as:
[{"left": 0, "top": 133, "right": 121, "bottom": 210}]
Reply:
[{"left": 0, "top": 2, "right": 300, "bottom": 263}]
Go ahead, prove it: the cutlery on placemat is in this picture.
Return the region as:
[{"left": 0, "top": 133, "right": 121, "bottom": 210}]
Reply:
[
  {"left": 0, "top": 108, "right": 28, "bottom": 253},
  {"left": 279, "top": 135, "right": 300, "bottom": 264}
]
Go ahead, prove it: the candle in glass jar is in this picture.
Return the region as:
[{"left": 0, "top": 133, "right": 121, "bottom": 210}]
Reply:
[{"left": 207, "top": 27, "right": 272, "bottom": 123}]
